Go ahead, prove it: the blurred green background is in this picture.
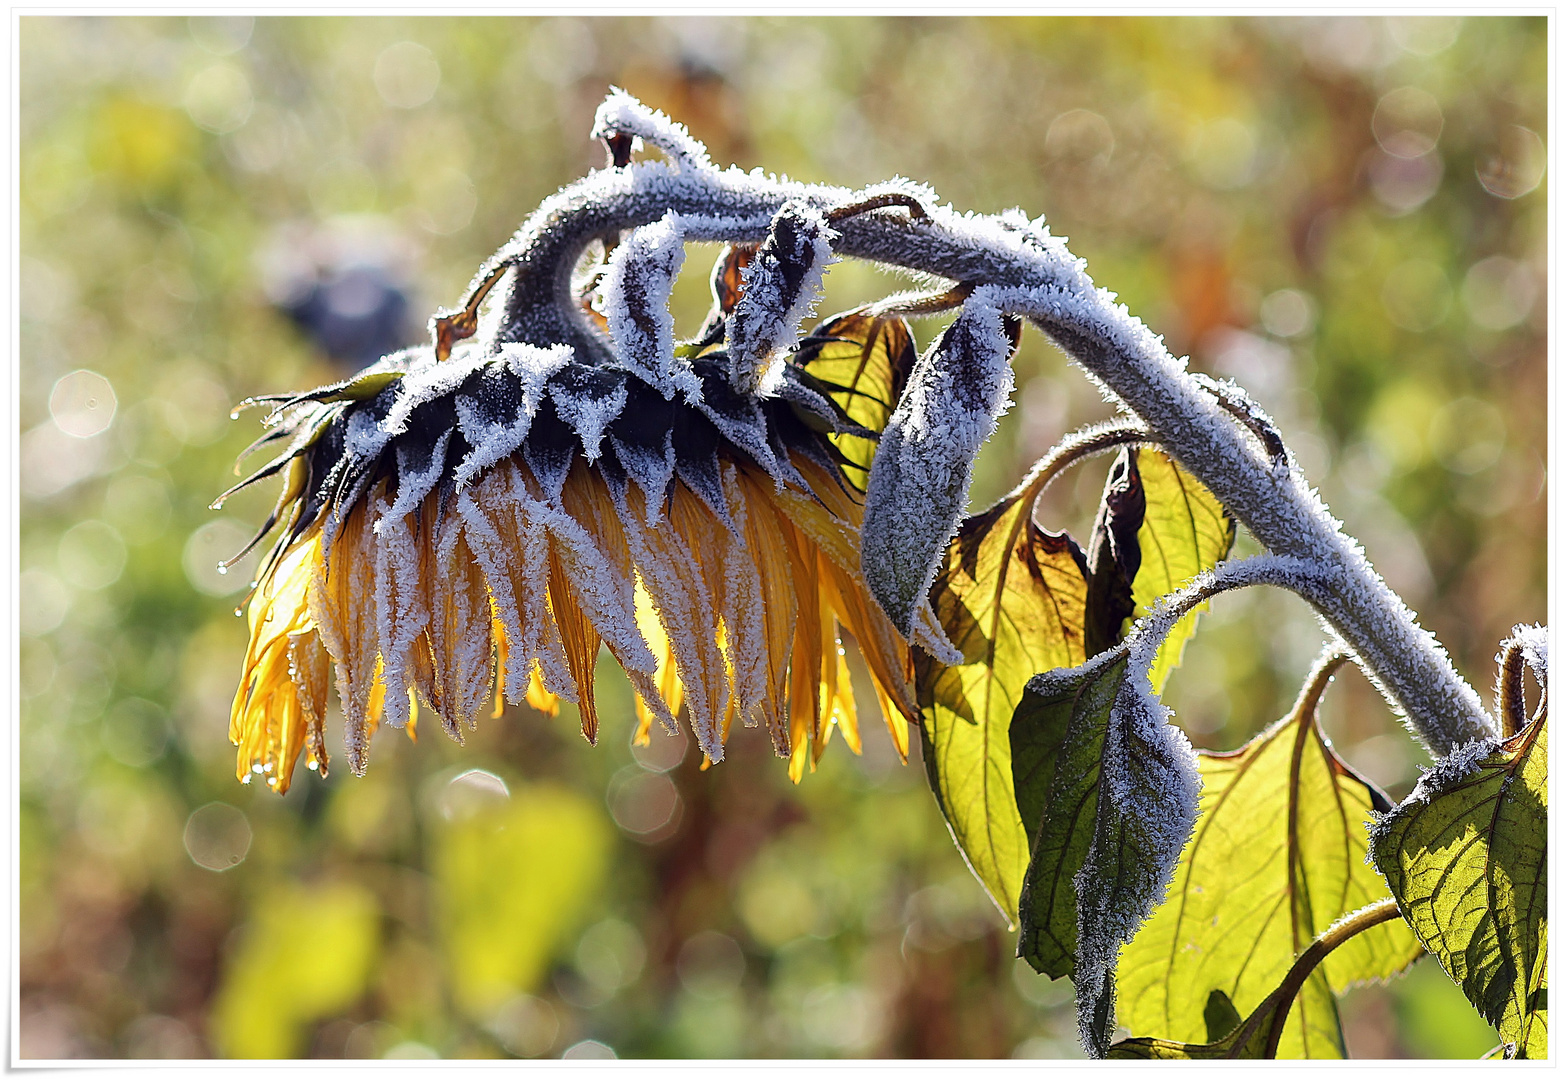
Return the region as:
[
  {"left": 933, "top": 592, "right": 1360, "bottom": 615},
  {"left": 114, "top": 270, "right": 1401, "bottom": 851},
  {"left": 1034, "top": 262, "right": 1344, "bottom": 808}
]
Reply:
[{"left": 18, "top": 15, "right": 1543, "bottom": 1060}]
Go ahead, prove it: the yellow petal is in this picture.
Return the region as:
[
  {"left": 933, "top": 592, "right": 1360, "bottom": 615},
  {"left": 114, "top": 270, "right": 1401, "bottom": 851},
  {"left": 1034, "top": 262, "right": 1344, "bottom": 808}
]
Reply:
[
  {"left": 526, "top": 666, "right": 560, "bottom": 717},
  {"left": 613, "top": 479, "right": 728, "bottom": 762},
  {"left": 548, "top": 543, "right": 603, "bottom": 744},
  {"left": 308, "top": 483, "right": 387, "bottom": 774},
  {"left": 729, "top": 464, "right": 798, "bottom": 758},
  {"left": 425, "top": 520, "right": 497, "bottom": 739}
]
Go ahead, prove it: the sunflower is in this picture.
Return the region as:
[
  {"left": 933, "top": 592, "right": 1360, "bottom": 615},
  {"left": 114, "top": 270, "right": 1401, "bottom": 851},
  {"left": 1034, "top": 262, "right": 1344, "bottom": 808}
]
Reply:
[{"left": 220, "top": 230, "right": 956, "bottom": 794}]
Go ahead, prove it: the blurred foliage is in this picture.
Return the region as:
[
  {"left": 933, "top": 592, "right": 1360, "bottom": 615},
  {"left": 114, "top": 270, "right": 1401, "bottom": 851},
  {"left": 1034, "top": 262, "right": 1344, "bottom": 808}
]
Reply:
[{"left": 18, "top": 14, "right": 1544, "bottom": 1059}]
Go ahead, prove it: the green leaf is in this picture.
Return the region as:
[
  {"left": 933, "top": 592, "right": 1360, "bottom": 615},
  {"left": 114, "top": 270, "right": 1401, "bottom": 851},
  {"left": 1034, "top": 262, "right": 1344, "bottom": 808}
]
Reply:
[
  {"left": 1012, "top": 649, "right": 1126, "bottom": 977},
  {"left": 1115, "top": 657, "right": 1422, "bottom": 1058},
  {"left": 1129, "top": 447, "right": 1235, "bottom": 694},
  {"left": 791, "top": 311, "right": 918, "bottom": 488},
  {"left": 1371, "top": 712, "right": 1548, "bottom": 1058},
  {"left": 916, "top": 476, "right": 1090, "bottom": 925}
]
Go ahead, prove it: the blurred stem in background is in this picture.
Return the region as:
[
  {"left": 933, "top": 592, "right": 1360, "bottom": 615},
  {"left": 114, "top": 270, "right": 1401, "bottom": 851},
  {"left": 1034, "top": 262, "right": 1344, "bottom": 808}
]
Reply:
[{"left": 18, "top": 15, "right": 1542, "bottom": 1059}]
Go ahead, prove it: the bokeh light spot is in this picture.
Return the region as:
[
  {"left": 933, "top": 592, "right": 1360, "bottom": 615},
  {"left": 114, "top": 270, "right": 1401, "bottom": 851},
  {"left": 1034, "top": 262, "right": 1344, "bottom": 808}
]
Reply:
[
  {"left": 1372, "top": 87, "right": 1444, "bottom": 159},
  {"left": 1461, "top": 256, "right": 1537, "bottom": 331},
  {"left": 485, "top": 994, "right": 558, "bottom": 1058},
  {"left": 1476, "top": 125, "right": 1546, "bottom": 199},
  {"left": 50, "top": 370, "right": 117, "bottom": 439},
  {"left": 184, "top": 64, "right": 254, "bottom": 134},
  {"left": 561, "top": 1039, "right": 616, "bottom": 1059},
  {"left": 57, "top": 520, "right": 127, "bottom": 591},
  {"left": 374, "top": 42, "right": 441, "bottom": 109},
  {"left": 183, "top": 802, "right": 252, "bottom": 871},
  {"left": 439, "top": 768, "right": 511, "bottom": 821},
  {"left": 608, "top": 768, "right": 681, "bottom": 841},
  {"left": 101, "top": 697, "right": 174, "bottom": 768},
  {"left": 676, "top": 930, "right": 745, "bottom": 1000},
  {"left": 630, "top": 725, "right": 688, "bottom": 773}
]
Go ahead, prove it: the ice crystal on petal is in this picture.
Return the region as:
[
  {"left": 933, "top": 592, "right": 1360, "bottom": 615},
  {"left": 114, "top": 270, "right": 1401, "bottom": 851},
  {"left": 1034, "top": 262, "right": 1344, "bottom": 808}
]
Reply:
[
  {"left": 371, "top": 500, "right": 429, "bottom": 730},
  {"left": 382, "top": 427, "right": 452, "bottom": 526},
  {"left": 860, "top": 298, "right": 1015, "bottom": 636},
  {"left": 452, "top": 343, "right": 571, "bottom": 486},
  {"left": 548, "top": 365, "right": 628, "bottom": 463}
]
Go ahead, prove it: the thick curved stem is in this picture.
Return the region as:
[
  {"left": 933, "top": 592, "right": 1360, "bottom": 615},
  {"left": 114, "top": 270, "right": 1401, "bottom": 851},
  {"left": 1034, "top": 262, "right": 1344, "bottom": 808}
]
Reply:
[{"left": 469, "top": 137, "right": 1494, "bottom": 753}]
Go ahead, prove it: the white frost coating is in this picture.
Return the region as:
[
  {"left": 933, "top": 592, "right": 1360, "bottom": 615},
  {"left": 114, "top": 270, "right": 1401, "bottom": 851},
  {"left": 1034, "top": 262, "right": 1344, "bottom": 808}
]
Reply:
[
  {"left": 380, "top": 343, "right": 483, "bottom": 436},
  {"left": 452, "top": 343, "right": 572, "bottom": 486},
  {"left": 548, "top": 376, "right": 628, "bottom": 463},
  {"left": 1063, "top": 554, "right": 1335, "bottom": 1056},
  {"left": 344, "top": 406, "right": 393, "bottom": 463},
  {"left": 370, "top": 501, "right": 429, "bottom": 730},
  {"left": 1510, "top": 622, "right": 1550, "bottom": 689},
  {"left": 727, "top": 201, "right": 838, "bottom": 394},
  {"left": 592, "top": 87, "right": 714, "bottom": 173},
  {"left": 1411, "top": 735, "right": 1503, "bottom": 801},
  {"left": 860, "top": 298, "right": 1015, "bottom": 636},
  {"left": 601, "top": 210, "right": 703, "bottom": 401},
  {"left": 530, "top": 499, "right": 659, "bottom": 675},
  {"left": 609, "top": 432, "right": 676, "bottom": 527},
  {"left": 379, "top": 428, "right": 452, "bottom": 528}
]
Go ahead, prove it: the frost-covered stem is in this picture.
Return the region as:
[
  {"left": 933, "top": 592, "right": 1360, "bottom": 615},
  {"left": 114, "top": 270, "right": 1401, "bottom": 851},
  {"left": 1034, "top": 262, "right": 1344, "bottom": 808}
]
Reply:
[
  {"left": 474, "top": 105, "right": 1492, "bottom": 752},
  {"left": 1121, "top": 555, "right": 1343, "bottom": 704}
]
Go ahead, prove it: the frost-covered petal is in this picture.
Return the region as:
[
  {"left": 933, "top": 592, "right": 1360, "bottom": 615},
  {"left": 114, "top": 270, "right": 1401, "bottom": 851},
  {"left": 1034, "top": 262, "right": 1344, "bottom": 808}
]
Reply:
[
  {"left": 548, "top": 363, "right": 627, "bottom": 464},
  {"left": 452, "top": 343, "right": 572, "bottom": 486}
]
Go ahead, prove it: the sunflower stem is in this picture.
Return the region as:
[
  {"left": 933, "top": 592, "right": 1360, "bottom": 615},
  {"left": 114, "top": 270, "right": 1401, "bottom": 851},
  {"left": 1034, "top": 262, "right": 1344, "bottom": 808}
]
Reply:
[{"left": 473, "top": 94, "right": 1494, "bottom": 756}]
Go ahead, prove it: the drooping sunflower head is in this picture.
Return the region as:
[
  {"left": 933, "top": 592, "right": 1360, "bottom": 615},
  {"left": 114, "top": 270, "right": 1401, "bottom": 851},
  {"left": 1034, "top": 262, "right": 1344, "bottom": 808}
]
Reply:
[{"left": 221, "top": 189, "right": 958, "bottom": 795}]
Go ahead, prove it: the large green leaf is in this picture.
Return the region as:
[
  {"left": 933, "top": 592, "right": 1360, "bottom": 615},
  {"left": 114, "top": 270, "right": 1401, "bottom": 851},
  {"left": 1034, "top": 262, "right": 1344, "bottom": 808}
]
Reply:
[
  {"left": 1130, "top": 448, "right": 1235, "bottom": 694},
  {"left": 1115, "top": 656, "right": 1422, "bottom": 1058},
  {"left": 1371, "top": 712, "right": 1548, "bottom": 1058},
  {"left": 1012, "top": 649, "right": 1126, "bottom": 977},
  {"left": 916, "top": 473, "right": 1090, "bottom": 925}
]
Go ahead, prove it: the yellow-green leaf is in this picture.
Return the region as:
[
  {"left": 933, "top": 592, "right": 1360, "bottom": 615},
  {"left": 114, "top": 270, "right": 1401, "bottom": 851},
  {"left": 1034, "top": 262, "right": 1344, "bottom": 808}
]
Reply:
[
  {"left": 916, "top": 475, "right": 1089, "bottom": 925},
  {"left": 210, "top": 880, "right": 381, "bottom": 1058},
  {"left": 432, "top": 780, "right": 614, "bottom": 1017},
  {"left": 1111, "top": 899, "right": 1406, "bottom": 1060},
  {"left": 1130, "top": 448, "right": 1234, "bottom": 694},
  {"left": 1116, "top": 656, "right": 1422, "bottom": 1058},
  {"left": 792, "top": 311, "right": 918, "bottom": 488},
  {"left": 1371, "top": 712, "right": 1548, "bottom": 1058}
]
